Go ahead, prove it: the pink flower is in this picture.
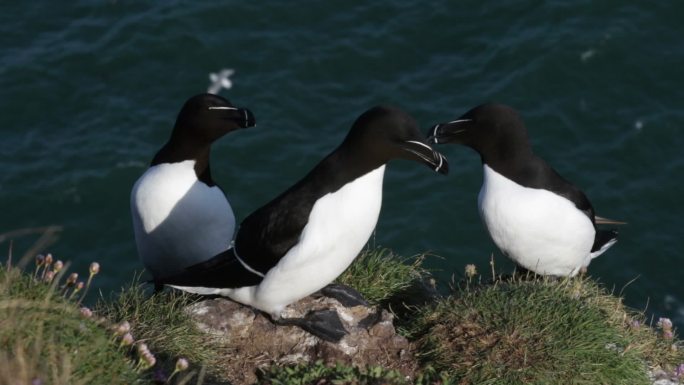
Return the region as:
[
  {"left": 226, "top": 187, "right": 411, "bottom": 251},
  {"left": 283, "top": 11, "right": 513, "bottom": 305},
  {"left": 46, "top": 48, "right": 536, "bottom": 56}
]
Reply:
[
  {"left": 114, "top": 321, "right": 131, "bottom": 336},
  {"left": 657, "top": 317, "right": 673, "bottom": 331},
  {"left": 136, "top": 342, "right": 149, "bottom": 355},
  {"left": 141, "top": 351, "right": 156, "bottom": 368},
  {"left": 674, "top": 363, "right": 684, "bottom": 378},
  {"left": 53, "top": 260, "right": 64, "bottom": 273},
  {"left": 66, "top": 273, "right": 78, "bottom": 286},
  {"left": 79, "top": 307, "right": 93, "bottom": 318},
  {"left": 465, "top": 264, "right": 477, "bottom": 278},
  {"left": 175, "top": 358, "right": 189, "bottom": 372},
  {"left": 89, "top": 262, "right": 100, "bottom": 275},
  {"left": 121, "top": 333, "right": 134, "bottom": 346}
]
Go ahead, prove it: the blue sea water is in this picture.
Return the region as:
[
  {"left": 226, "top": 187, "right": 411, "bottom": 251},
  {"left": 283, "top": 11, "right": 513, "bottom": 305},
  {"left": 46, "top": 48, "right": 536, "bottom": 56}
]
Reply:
[{"left": 1, "top": 1, "right": 683, "bottom": 327}]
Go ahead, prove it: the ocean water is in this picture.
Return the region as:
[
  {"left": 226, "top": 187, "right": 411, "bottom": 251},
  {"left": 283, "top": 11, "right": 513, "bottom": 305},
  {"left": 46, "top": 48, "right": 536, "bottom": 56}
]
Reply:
[{"left": 1, "top": 2, "right": 683, "bottom": 327}]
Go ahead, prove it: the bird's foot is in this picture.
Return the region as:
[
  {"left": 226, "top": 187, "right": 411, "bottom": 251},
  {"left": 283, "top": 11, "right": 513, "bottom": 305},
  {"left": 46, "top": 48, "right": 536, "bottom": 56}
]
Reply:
[
  {"left": 320, "top": 283, "right": 369, "bottom": 307},
  {"left": 273, "top": 309, "right": 348, "bottom": 343}
]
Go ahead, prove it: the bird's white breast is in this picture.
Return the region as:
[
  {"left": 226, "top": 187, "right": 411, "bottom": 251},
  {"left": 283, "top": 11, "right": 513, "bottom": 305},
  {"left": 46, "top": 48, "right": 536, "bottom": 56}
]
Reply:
[
  {"left": 130, "top": 160, "right": 235, "bottom": 279},
  {"left": 231, "top": 165, "right": 386, "bottom": 315},
  {"left": 477, "top": 164, "right": 595, "bottom": 276}
]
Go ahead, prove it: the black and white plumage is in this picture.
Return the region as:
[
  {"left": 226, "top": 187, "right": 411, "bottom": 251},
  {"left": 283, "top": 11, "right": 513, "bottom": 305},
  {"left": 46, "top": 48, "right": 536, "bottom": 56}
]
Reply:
[
  {"left": 428, "top": 103, "right": 619, "bottom": 276},
  {"left": 130, "top": 93, "right": 255, "bottom": 284},
  {"left": 163, "top": 105, "right": 448, "bottom": 318}
]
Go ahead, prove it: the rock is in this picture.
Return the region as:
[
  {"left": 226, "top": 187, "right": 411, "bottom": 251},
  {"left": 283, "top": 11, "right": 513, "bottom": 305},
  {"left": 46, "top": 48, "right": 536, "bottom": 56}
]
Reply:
[
  {"left": 649, "top": 367, "right": 682, "bottom": 385},
  {"left": 186, "top": 294, "right": 416, "bottom": 385}
]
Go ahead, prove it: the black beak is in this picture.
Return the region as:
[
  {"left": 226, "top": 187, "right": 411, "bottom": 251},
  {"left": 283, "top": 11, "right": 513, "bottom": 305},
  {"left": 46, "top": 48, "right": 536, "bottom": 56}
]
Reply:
[
  {"left": 399, "top": 140, "right": 449, "bottom": 175},
  {"left": 235, "top": 108, "right": 256, "bottom": 128},
  {"left": 210, "top": 105, "right": 257, "bottom": 128},
  {"left": 426, "top": 119, "right": 471, "bottom": 144}
]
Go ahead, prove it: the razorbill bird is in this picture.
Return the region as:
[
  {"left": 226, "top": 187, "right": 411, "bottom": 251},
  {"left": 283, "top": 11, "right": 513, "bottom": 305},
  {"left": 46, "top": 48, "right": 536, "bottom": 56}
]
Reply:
[
  {"left": 130, "top": 94, "right": 256, "bottom": 286},
  {"left": 162, "top": 105, "right": 448, "bottom": 341},
  {"left": 428, "top": 103, "right": 619, "bottom": 277}
]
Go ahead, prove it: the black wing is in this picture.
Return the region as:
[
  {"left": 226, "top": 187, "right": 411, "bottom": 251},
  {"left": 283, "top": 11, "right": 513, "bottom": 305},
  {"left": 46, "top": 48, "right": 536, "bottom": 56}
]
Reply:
[
  {"left": 158, "top": 248, "right": 263, "bottom": 288},
  {"left": 234, "top": 151, "right": 357, "bottom": 274},
  {"left": 234, "top": 185, "right": 319, "bottom": 274},
  {"left": 515, "top": 156, "right": 596, "bottom": 223}
]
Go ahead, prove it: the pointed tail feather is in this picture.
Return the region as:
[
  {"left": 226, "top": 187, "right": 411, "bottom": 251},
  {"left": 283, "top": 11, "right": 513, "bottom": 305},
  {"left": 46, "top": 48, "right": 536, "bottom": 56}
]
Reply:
[{"left": 590, "top": 229, "right": 618, "bottom": 259}]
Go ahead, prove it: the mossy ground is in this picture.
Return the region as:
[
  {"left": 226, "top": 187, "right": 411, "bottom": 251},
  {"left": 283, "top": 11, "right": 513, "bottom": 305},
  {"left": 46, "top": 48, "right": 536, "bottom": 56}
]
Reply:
[
  {"left": 2, "top": 247, "right": 683, "bottom": 385},
  {"left": 267, "top": 255, "right": 684, "bottom": 385},
  {"left": 408, "top": 273, "right": 683, "bottom": 384},
  {"left": 256, "top": 360, "right": 452, "bottom": 385}
]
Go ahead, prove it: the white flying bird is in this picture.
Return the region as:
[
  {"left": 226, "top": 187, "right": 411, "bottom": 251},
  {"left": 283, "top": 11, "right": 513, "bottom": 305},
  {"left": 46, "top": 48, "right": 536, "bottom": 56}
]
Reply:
[{"left": 207, "top": 69, "right": 235, "bottom": 94}]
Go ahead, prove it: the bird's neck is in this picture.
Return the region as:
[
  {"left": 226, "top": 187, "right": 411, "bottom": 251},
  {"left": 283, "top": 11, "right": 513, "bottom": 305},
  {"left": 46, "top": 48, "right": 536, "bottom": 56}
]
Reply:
[
  {"left": 303, "top": 146, "right": 385, "bottom": 196},
  {"left": 477, "top": 132, "right": 533, "bottom": 167},
  {"left": 151, "top": 139, "right": 215, "bottom": 186},
  {"left": 337, "top": 144, "right": 386, "bottom": 178}
]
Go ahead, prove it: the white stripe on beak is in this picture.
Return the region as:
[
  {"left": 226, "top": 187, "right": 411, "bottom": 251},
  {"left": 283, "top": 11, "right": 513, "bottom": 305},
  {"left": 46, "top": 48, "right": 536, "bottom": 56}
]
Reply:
[
  {"left": 208, "top": 106, "right": 238, "bottom": 110},
  {"left": 405, "top": 140, "right": 434, "bottom": 151},
  {"left": 404, "top": 140, "right": 445, "bottom": 172},
  {"left": 446, "top": 118, "right": 472, "bottom": 124}
]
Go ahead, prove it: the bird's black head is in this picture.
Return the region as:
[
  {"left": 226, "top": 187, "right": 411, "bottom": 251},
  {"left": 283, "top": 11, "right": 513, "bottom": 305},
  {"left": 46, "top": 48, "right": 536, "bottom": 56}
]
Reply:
[
  {"left": 427, "top": 103, "right": 530, "bottom": 162},
  {"left": 342, "top": 105, "right": 449, "bottom": 174},
  {"left": 173, "top": 93, "right": 256, "bottom": 143}
]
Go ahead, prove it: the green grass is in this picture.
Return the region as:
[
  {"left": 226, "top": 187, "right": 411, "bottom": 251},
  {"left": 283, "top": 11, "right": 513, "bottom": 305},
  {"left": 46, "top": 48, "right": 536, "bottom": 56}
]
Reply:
[
  {"left": 4, "top": 246, "right": 683, "bottom": 385},
  {"left": 336, "top": 247, "right": 437, "bottom": 320},
  {"left": 256, "top": 360, "right": 410, "bottom": 385},
  {"left": 257, "top": 361, "right": 459, "bottom": 385},
  {"left": 0, "top": 263, "right": 142, "bottom": 385},
  {"left": 95, "top": 275, "right": 218, "bottom": 367},
  {"left": 94, "top": 275, "right": 226, "bottom": 385},
  {"left": 407, "top": 273, "right": 684, "bottom": 385}
]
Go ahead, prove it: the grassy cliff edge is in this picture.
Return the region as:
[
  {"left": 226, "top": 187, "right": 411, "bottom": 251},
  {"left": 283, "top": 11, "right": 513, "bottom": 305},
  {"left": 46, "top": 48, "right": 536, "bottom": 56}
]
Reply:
[{"left": 1, "top": 248, "right": 682, "bottom": 385}]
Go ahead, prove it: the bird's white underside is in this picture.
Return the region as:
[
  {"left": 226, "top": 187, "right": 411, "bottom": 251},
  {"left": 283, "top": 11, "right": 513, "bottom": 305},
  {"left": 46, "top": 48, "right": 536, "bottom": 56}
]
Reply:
[
  {"left": 171, "top": 165, "right": 386, "bottom": 316},
  {"left": 478, "top": 164, "right": 596, "bottom": 276},
  {"left": 131, "top": 160, "right": 235, "bottom": 279}
]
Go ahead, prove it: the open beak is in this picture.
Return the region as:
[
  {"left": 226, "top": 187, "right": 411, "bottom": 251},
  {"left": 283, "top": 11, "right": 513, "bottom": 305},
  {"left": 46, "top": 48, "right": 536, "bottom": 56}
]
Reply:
[
  {"left": 426, "top": 119, "right": 471, "bottom": 144},
  {"left": 399, "top": 140, "right": 449, "bottom": 175}
]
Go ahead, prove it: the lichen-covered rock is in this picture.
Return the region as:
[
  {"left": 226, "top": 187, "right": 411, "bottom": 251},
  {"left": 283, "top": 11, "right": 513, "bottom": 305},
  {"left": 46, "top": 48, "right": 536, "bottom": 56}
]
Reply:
[{"left": 186, "top": 295, "right": 416, "bottom": 384}]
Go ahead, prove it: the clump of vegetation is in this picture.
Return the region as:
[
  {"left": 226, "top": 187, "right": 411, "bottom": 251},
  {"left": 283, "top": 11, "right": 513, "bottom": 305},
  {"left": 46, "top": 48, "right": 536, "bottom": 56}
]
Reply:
[
  {"left": 257, "top": 361, "right": 457, "bottom": 385},
  {"left": 407, "top": 267, "right": 684, "bottom": 385},
  {"left": 95, "top": 276, "right": 218, "bottom": 368},
  {"left": 0, "top": 256, "right": 141, "bottom": 384},
  {"left": 0, "top": 250, "right": 200, "bottom": 385},
  {"left": 256, "top": 360, "right": 408, "bottom": 385},
  {"left": 336, "top": 247, "right": 437, "bottom": 323},
  {"left": 4, "top": 238, "right": 684, "bottom": 385}
]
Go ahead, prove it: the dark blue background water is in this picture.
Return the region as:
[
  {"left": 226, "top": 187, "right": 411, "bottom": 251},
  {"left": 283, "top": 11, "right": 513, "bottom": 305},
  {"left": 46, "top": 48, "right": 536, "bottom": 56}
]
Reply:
[{"left": 1, "top": 2, "right": 683, "bottom": 327}]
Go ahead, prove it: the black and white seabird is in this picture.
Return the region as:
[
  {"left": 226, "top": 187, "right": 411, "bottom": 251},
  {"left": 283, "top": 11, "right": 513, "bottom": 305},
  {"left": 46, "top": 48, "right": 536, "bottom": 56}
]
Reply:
[
  {"left": 428, "top": 103, "right": 620, "bottom": 277},
  {"left": 130, "top": 94, "right": 256, "bottom": 286},
  {"left": 162, "top": 105, "right": 448, "bottom": 341}
]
